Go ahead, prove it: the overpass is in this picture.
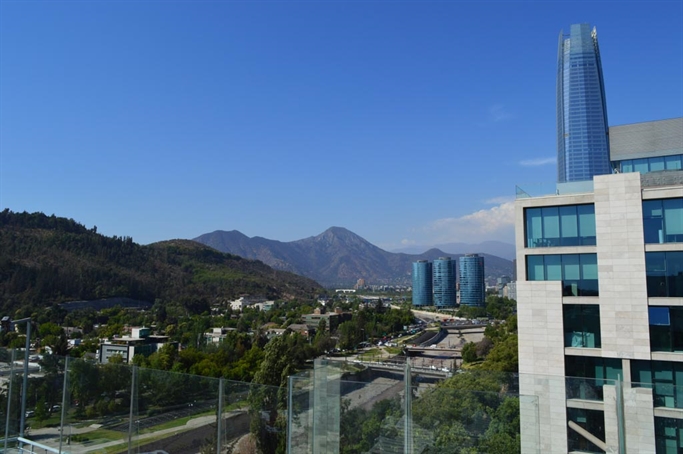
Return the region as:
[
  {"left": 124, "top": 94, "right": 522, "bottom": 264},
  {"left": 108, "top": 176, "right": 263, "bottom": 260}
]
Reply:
[{"left": 325, "top": 358, "right": 451, "bottom": 379}]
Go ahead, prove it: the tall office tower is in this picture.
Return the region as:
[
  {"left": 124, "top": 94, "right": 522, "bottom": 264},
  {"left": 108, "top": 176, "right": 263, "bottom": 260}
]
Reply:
[
  {"left": 433, "top": 257, "right": 456, "bottom": 308},
  {"left": 459, "top": 254, "right": 486, "bottom": 307},
  {"left": 411, "top": 260, "right": 433, "bottom": 307},
  {"left": 516, "top": 118, "right": 683, "bottom": 453},
  {"left": 557, "top": 23, "right": 611, "bottom": 183}
]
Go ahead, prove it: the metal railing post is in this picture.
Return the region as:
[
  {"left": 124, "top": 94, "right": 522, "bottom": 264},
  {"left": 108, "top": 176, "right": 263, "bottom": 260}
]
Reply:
[
  {"left": 58, "top": 356, "right": 70, "bottom": 453},
  {"left": 19, "top": 321, "right": 31, "bottom": 438},
  {"left": 287, "top": 375, "right": 294, "bottom": 453},
  {"left": 4, "top": 349, "right": 16, "bottom": 452},
  {"left": 616, "top": 375, "right": 626, "bottom": 454},
  {"left": 128, "top": 366, "right": 137, "bottom": 454},
  {"left": 217, "top": 378, "right": 224, "bottom": 454},
  {"left": 404, "top": 363, "right": 413, "bottom": 454}
]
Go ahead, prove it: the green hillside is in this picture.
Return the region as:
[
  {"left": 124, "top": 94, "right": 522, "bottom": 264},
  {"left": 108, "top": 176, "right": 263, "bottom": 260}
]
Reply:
[{"left": 0, "top": 209, "right": 322, "bottom": 315}]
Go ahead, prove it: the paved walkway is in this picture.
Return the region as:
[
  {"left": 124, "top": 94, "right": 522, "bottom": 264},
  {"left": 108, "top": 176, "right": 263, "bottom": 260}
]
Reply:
[{"left": 23, "top": 412, "right": 243, "bottom": 453}]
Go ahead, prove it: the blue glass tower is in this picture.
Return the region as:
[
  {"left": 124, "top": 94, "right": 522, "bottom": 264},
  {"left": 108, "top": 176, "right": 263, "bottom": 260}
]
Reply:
[
  {"left": 412, "top": 260, "right": 433, "bottom": 307},
  {"left": 459, "top": 254, "right": 486, "bottom": 307},
  {"left": 433, "top": 257, "right": 456, "bottom": 308},
  {"left": 557, "top": 24, "right": 611, "bottom": 183}
]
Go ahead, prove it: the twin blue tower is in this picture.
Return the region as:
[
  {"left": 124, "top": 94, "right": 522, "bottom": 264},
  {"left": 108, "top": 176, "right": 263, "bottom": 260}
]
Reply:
[{"left": 412, "top": 255, "right": 485, "bottom": 308}]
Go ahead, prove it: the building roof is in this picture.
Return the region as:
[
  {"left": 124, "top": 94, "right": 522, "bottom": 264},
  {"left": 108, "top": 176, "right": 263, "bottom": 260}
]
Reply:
[{"left": 610, "top": 117, "right": 683, "bottom": 161}]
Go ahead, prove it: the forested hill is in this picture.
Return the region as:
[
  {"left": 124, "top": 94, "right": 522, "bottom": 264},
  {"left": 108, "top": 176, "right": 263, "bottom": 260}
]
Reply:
[{"left": 0, "top": 210, "right": 322, "bottom": 314}]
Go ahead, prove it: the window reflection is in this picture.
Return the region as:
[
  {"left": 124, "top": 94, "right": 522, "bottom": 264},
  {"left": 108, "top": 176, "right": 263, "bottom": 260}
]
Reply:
[
  {"left": 525, "top": 204, "right": 596, "bottom": 248},
  {"left": 526, "top": 254, "right": 598, "bottom": 296},
  {"left": 646, "top": 252, "right": 683, "bottom": 297}
]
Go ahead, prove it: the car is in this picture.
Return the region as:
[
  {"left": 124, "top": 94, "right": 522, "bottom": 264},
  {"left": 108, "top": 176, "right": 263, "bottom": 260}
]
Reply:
[{"left": 25, "top": 410, "right": 34, "bottom": 418}]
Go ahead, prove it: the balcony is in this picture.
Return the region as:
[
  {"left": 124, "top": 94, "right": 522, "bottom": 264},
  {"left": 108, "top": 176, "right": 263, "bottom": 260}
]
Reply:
[{"left": 0, "top": 349, "right": 668, "bottom": 453}]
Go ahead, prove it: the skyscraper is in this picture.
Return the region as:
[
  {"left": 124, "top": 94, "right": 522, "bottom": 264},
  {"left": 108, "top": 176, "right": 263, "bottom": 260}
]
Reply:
[
  {"left": 411, "top": 260, "right": 433, "bottom": 307},
  {"left": 557, "top": 23, "right": 611, "bottom": 183},
  {"left": 433, "top": 257, "right": 456, "bottom": 308},
  {"left": 459, "top": 254, "right": 486, "bottom": 307}
]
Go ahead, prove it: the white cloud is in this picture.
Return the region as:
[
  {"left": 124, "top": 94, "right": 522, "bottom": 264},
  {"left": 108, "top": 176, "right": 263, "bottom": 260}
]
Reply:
[
  {"left": 484, "top": 196, "right": 515, "bottom": 205},
  {"left": 490, "top": 104, "right": 513, "bottom": 122},
  {"left": 425, "top": 201, "right": 516, "bottom": 244},
  {"left": 519, "top": 157, "right": 556, "bottom": 167},
  {"left": 400, "top": 238, "right": 416, "bottom": 246}
]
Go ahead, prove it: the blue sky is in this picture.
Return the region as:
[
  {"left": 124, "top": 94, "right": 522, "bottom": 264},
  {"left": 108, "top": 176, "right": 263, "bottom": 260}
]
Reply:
[{"left": 1, "top": 1, "right": 682, "bottom": 250}]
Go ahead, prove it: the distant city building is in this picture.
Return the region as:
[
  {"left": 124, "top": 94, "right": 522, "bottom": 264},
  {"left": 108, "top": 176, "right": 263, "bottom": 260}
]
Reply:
[
  {"left": 303, "top": 307, "right": 351, "bottom": 332},
  {"left": 557, "top": 23, "right": 611, "bottom": 183},
  {"left": 98, "top": 327, "right": 176, "bottom": 364},
  {"left": 459, "top": 254, "right": 486, "bottom": 307},
  {"left": 204, "top": 327, "right": 237, "bottom": 344},
  {"left": 354, "top": 278, "right": 366, "bottom": 290},
  {"left": 411, "top": 260, "right": 433, "bottom": 306},
  {"left": 433, "top": 257, "right": 456, "bottom": 308}
]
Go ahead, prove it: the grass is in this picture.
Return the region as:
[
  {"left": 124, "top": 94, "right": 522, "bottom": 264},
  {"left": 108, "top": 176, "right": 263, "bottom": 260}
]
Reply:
[
  {"left": 384, "top": 346, "right": 402, "bottom": 355},
  {"left": 139, "top": 409, "right": 215, "bottom": 433},
  {"left": 70, "top": 428, "right": 124, "bottom": 444}
]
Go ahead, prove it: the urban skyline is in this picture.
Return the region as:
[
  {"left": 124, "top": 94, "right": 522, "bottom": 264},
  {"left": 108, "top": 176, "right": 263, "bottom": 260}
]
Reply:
[{"left": 1, "top": 2, "right": 681, "bottom": 251}]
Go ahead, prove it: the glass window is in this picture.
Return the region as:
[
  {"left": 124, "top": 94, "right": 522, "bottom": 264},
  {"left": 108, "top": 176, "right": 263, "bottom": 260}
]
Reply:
[
  {"left": 655, "top": 417, "right": 683, "bottom": 454},
  {"left": 527, "top": 256, "right": 544, "bottom": 280},
  {"left": 567, "top": 408, "right": 605, "bottom": 453},
  {"left": 526, "top": 254, "right": 599, "bottom": 296},
  {"left": 542, "top": 207, "right": 560, "bottom": 246},
  {"left": 650, "top": 157, "right": 666, "bottom": 172},
  {"left": 647, "top": 252, "right": 668, "bottom": 297},
  {"left": 632, "top": 361, "right": 683, "bottom": 409},
  {"left": 650, "top": 307, "right": 673, "bottom": 352},
  {"left": 525, "top": 204, "right": 595, "bottom": 248},
  {"left": 577, "top": 204, "right": 596, "bottom": 245},
  {"left": 664, "top": 199, "right": 683, "bottom": 242},
  {"left": 546, "top": 255, "right": 563, "bottom": 280},
  {"left": 666, "top": 155, "right": 682, "bottom": 170},
  {"left": 621, "top": 160, "right": 633, "bottom": 172},
  {"left": 634, "top": 158, "right": 649, "bottom": 173},
  {"left": 526, "top": 208, "right": 543, "bottom": 248},
  {"left": 565, "top": 356, "right": 621, "bottom": 401},
  {"left": 643, "top": 200, "right": 664, "bottom": 244},
  {"left": 560, "top": 206, "right": 579, "bottom": 246},
  {"left": 564, "top": 305, "right": 601, "bottom": 348}
]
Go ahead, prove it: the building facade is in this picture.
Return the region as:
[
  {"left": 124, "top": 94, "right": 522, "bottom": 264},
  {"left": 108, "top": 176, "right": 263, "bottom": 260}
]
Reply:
[
  {"left": 412, "top": 260, "right": 433, "bottom": 306},
  {"left": 433, "top": 257, "right": 456, "bottom": 308},
  {"left": 557, "top": 23, "right": 611, "bottom": 183},
  {"left": 516, "top": 118, "right": 683, "bottom": 453},
  {"left": 459, "top": 254, "right": 486, "bottom": 307}
]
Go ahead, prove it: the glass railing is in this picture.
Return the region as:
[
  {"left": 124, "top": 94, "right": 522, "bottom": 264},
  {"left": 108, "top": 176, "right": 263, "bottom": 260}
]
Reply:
[{"left": 0, "top": 348, "right": 676, "bottom": 453}]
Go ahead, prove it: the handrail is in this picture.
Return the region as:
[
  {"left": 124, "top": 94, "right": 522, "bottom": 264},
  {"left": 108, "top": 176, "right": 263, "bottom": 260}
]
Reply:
[{"left": 17, "top": 437, "right": 66, "bottom": 454}]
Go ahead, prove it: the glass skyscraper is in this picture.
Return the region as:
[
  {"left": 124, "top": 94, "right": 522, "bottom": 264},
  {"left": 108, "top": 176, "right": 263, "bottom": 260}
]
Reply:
[
  {"left": 433, "top": 257, "right": 456, "bottom": 308},
  {"left": 557, "top": 23, "right": 611, "bottom": 183},
  {"left": 459, "top": 254, "right": 486, "bottom": 307},
  {"left": 412, "top": 260, "right": 433, "bottom": 307}
]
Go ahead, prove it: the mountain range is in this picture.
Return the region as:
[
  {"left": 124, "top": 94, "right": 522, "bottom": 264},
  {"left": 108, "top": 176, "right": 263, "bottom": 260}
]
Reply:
[
  {"left": 193, "top": 227, "right": 514, "bottom": 288},
  {"left": 391, "top": 240, "right": 516, "bottom": 261}
]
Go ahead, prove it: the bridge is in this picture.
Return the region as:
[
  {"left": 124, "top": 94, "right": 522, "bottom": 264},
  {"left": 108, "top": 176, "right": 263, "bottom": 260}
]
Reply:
[{"left": 325, "top": 358, "right": 452, "bottom": 378}]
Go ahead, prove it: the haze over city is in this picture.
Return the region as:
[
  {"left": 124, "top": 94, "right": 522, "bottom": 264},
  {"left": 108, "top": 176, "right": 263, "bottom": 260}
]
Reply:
[{"left": 1, "top": 1, "right": 681, "bottom": 250}]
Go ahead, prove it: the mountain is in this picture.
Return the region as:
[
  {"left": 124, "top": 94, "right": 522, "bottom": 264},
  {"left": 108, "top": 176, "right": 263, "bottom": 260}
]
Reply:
[
  {"left": 392, "top": 240, "right": 516, "bottom": 261},
  {"left": 0, "top": 210, "right": 322, "bottom": 313},
  {"left": 194, "top": 227, "right": 514, "bottom": 287}
]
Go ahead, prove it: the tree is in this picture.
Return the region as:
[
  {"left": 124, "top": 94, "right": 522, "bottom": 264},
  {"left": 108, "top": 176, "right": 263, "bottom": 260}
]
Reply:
[
  {"left": 485, "top": 296, "right": 516, "bottom": 320},
  {"left": 462, "top": 342, "right": 478, "bottom": 363}
]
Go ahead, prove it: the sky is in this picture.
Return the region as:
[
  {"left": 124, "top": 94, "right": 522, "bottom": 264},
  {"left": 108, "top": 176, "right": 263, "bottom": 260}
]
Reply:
[{"left": 1, "top": 1, "right": 682, "bottom": 251}]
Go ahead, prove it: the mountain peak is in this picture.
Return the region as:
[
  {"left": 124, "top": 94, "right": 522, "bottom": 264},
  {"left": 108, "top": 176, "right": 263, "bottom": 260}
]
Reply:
[{"left": 193, "top": 227, "right": 514, "bottom": 287}]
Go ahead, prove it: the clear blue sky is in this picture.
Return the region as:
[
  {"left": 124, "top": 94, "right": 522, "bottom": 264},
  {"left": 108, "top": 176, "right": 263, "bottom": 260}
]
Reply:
[{"left": 1, "top": 1, "right": 682, "bottom": 250}]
